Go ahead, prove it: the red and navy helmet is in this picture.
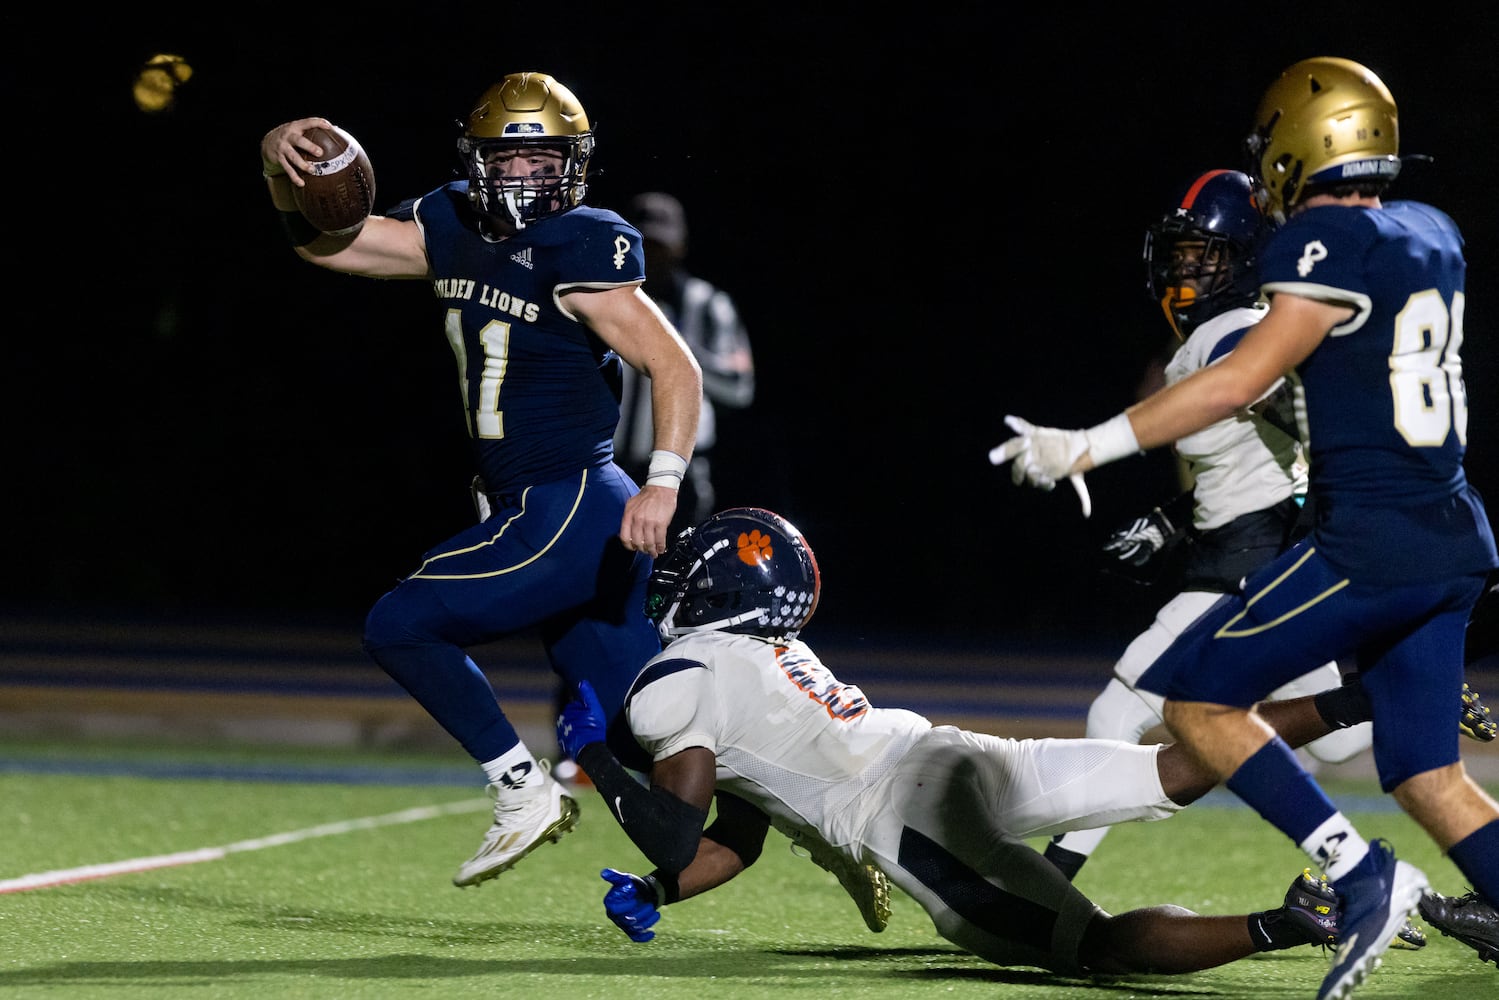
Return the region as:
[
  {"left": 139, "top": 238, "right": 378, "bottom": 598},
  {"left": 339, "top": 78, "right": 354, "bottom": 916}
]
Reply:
[
  {"left": 1143, "top": 169, "right": 1271, "bottom": 340},
  {"left": 645, "top": 508, "right": 821, "bottom": 643}
]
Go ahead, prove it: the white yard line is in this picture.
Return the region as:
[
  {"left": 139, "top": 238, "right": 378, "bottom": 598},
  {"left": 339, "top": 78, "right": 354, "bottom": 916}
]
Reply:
[{"left": 0, "top": 797, "right": 491, "bottom": 894}]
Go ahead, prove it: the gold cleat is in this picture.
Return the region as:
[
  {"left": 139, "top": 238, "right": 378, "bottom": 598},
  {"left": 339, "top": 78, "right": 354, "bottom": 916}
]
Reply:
[{"left": 788, "top": 829, "right": 891, "bottom": 933}]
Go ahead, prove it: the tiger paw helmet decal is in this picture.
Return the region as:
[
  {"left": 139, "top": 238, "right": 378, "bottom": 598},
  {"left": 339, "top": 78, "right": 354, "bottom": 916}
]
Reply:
[{"left": 737, "top": 529, "right": 774, "bottom": 567}]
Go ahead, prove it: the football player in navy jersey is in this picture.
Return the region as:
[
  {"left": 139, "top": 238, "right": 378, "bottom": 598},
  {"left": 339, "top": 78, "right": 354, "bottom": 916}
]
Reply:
[
  {"left": 260, "top": 72, "right": 702, "bottom": 889},
  {"left": 993, "top": 58, "right": 1499, "bottom": 996},
  {"left": 1043, "top": 169, "right": 1385, "bottom": 882}
]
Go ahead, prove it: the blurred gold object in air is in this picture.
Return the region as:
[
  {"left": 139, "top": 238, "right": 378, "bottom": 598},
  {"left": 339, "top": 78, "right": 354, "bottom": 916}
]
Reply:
[{"left": 133, "top": 53, "right": 193, "bottom": 113}]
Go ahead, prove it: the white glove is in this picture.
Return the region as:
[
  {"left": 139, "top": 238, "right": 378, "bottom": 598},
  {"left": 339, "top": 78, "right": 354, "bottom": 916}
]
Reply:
[{"left": 988, "top": 415, "right": 1093, "bottom": 519}]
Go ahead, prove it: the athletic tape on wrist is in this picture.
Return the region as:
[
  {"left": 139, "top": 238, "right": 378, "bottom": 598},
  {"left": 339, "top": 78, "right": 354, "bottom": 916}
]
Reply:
[
  {"left": 1083, "top": 413, "right": 1141, "bottom": 468},
  {"left": 645, "top": 449, "right": 688, "bottom": 489}
]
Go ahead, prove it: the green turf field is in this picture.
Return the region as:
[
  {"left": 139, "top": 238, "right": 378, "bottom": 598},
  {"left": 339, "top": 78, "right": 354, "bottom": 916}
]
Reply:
[{"left": 1, "top": 740, "right": 1490, "bottom": 999}]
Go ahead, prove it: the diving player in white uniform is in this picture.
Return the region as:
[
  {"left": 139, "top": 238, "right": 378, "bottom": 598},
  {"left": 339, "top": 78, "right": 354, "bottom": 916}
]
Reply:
[{"left": 557, "top": 508, "right": 1344, "bottom": 976}]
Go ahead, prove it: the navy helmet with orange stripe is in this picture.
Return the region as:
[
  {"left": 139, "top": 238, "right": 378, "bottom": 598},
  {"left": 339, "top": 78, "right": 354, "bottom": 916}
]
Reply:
[{"left": 1143, "top": 169, "right": 1271, "bottom": 341}]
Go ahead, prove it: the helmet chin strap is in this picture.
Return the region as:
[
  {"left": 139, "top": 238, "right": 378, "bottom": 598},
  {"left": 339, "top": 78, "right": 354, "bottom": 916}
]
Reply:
[
  {"left": 662, "top": 602, "right": 767, "bottom": 641},
  {"left": 662, "top": 608, "right": 769, "bottom": 639}
]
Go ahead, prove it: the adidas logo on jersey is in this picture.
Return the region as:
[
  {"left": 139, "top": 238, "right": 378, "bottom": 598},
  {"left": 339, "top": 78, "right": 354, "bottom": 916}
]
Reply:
[{"left": 510, "top": 247, "right": 533, "bottom": 270}]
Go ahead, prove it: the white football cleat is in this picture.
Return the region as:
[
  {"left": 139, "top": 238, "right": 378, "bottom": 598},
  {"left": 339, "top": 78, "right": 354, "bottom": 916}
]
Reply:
[{"left": 453, "top": 771, "right": 579, "bottom": 888}]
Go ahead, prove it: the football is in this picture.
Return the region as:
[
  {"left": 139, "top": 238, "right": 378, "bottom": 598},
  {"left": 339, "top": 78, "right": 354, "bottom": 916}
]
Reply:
[{"left": 291, "top": 125, "right": 376, "bottom": 236}]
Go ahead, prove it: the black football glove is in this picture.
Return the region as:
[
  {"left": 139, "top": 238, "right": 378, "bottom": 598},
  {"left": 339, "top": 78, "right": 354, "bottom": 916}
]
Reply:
[{"left": 1102, "top": 507, "right": 1178, "bottom": 567}]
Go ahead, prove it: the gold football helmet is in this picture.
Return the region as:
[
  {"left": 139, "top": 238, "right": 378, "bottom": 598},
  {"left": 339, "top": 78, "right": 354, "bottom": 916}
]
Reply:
[
  {"left": 457, "top": 71, "right": 594, "bottom": 230},
  {"left": 1245, "top": 57, "right": 1399, "bottom": 221}
]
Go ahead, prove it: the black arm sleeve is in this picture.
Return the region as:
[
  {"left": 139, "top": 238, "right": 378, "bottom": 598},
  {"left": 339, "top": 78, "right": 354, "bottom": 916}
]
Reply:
[
  {"left": 701, "top": 790, "right": 769, "bottom": 868},
  {"left": 277, "top": 209, "right": 321, "bottom": 247},
  {"left": 575, "top": 742, "right": 708, "bottom": 874}
]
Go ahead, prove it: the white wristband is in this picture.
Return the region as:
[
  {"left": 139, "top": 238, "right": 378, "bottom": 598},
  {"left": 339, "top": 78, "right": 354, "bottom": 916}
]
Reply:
[
  {"left": 1083, "top": 413, "right": 1141, "bottom": 468},
  {"left": 644, "top": 449, "right": 688, "bottom": 489}
]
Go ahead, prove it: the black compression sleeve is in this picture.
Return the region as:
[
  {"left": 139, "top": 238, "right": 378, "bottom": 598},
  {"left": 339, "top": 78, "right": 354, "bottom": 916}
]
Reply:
[
  {"left": 576, "top": 742, "right": 708, "bottom": 873},
  {"left": 702, "top": 790, "right": 769, "bottom": 867},
  {"left": 1314, "top": 673, "right": 1372, "bottom": 729}
]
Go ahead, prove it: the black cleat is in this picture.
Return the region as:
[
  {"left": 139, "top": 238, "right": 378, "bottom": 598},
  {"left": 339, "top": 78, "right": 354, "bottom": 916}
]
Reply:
[
  {"left": 1284, "top": 868, "right": 1340, "bottom": 948},
  {"left": 1418, "top": 888, "right": 1499, "bottom": 966}
]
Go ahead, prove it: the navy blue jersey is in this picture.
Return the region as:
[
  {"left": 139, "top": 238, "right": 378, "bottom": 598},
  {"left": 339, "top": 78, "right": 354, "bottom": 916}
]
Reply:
[
  {"left": 414, "top": 183, "right": 645, "bottom": 494},
  {"left": 1258, "top": 201, "right": 1498, "bottom": 583}
]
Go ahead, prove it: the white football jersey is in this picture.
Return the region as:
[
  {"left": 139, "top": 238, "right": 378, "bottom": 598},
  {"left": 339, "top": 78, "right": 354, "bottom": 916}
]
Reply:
[
  {"left": 1165, "top": 302, "right": 1307, "bottom": 529},
  {"left": 626, "top": 631, "right": 930, "bottom": 847},
  {"left": 627, "top": 630, "right": 1182, "bottom": 973}
]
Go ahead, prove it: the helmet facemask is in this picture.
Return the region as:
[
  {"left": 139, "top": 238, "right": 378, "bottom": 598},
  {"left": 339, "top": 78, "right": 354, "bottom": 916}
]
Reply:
[
  {"left": 459, "top": 135, "right": 592, "bottom": 231},
  {"left": 1146, "top": 231, "right": 1242, "bottom": 340},
  {"left": 1143, "top": 169, "right": 1268, "bottom": 340}
]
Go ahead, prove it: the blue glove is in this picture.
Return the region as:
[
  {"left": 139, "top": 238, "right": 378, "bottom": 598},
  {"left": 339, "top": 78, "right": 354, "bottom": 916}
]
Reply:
[
  {"left": 601, "top": 867, "right": 662, "bottom": 942},
  {"left": 557, "top": 680, "right": 608, "bottom": 761}
]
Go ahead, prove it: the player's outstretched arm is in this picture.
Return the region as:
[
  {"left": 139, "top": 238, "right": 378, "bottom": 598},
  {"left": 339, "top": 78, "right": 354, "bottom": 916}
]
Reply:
[
  {"left": 259, "top": 118, "right": 429, "bottom": 278},
  {"left": 991, "top": 293, "right": 1346, "bottom": 512}
]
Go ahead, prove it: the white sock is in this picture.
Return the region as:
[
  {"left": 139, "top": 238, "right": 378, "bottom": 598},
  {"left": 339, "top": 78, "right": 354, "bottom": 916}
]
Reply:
[
  {"left": 1301, "top": 814, "right": 1370, "bottom": 881},
  {"left": 481, "top": 744, "right": 543, "bottom": 792}
]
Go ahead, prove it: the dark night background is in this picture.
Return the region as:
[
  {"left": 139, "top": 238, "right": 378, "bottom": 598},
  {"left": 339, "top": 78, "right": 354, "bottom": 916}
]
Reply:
[{"left": 6, "top": 7, "right": 1499, "bottom": 662}]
